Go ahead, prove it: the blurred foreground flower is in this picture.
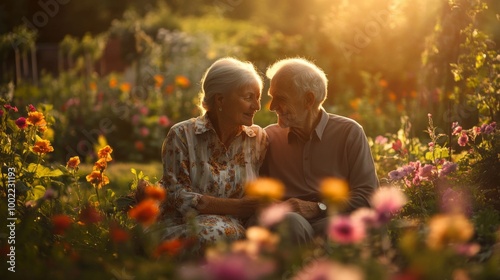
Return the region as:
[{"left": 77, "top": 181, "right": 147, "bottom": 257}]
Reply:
[
  {"left": 78, "top": 204, "right": 103, "bottom": 225},
  {"left": 154, "top": 238, "right": 183, "bottom": 258},
  {"left": 426, "top": 213, "right": 474, "bottom": 250},
  {"left": 328, "top": 215, "right": 366, "bottom": 244},
  {"left": 259, "top": 202, "right": 291, "bottom": 227},
  {"left": 245, "top": 177, "right": 284, "bottom": 201},
  {"left": 371, "top": 186, "right": 407, "bottom": 223},
  {"left": 320, "top": 177, "right": 349, "bottom": 209},
  {"left": 52, "top": 214, "right": 72, "bottom": 235},
  {"left": 128, "top": 199, "right": 160, "bottom": 226},
  {"left": 292, "top": 259, "right": 364, "bottom": 280}
]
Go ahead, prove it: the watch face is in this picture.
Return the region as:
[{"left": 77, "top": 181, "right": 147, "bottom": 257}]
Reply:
[{"left": 318, "top": 202, "right": 327, "bottom": 211}]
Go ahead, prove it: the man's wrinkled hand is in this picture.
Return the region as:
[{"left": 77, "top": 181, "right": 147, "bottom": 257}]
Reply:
[{"left": 284, "top": 198, "right": 319, "bottom": 219}]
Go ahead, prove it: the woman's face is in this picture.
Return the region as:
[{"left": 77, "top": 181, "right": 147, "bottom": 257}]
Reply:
[{"left": 221, "top": 82, "right": 261, "bottom": 127}]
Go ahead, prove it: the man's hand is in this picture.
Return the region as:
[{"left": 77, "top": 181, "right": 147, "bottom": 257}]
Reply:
[{"left": 284, "top": 198, "right": 320, "bottom": 219}]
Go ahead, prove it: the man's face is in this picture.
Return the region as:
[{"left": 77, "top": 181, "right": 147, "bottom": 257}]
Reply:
[{"left": 268, "top": 72, "right": 308, "bottom": 129}]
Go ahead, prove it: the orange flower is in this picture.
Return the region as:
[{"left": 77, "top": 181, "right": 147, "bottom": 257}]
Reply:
[
  {"left": 110, "top": 223, "right": 129, "bottom": 243},
  {"left": 66, "top": 156, "right": 80, "bottom": 170},
  {"left": 93, "top": 158, "right": 108, "bottom": 171},
  {"left": 388, "top": 92, "right": 397, "bottom": 102},
  {"left": 135, "top": 140, "right": 145, "bottom": 151},
  {"left": 154, "top": 74, "right": 164, "bottom": 88},
  {"left": 320, "top": 178, "right": 349, "bottom": 207},
  {"left": 349, "top": 98, "right": 361, "bottom": 111},
  {"left": 26, "top": 111, "right": 47, "bottom": 127},
  {"left": 426, "top": 214, "right": 474, "bottom": 250},
  {"left": 120, "top": 82, "right": 131, "bottom": 92},
  {"left": 109, "top": 77, "right": 118, "bottom": 88},
  {"left": 379, "top": 79, "right": 388, "bottom": 88},
  {"left": 97, "top": 145, "right": 113, "bottom": 162},
  {"left": 165, "top": 84, "right": 174, "bottom": 95},
  {"left": 145, "top": 185, "right": 166, "bottom": 202},
  {"left": 175, "top": 75, "right": 190, "bottom": 88},
  {"left": 85, "top": 170, "right": 110, "bottom": 189},
  {"left": 52, "top": 214, "right": 72, "bottom": 235},
  {"left": 154, "top": 239, "right": 183, "bottom": 258},
  {"left": 128, "top": 199, "right": 160, "bottom": 226},
  {"left": 78, "top": 204, "right": 103, "bottom": 225},
  {"left": 33, "top": 139, "right": 54, "bottom": 154},
  {"left": 89, "top": 82, "right": 97, "bottom": 91},
  {"left": 245, "top": 177, "right": 284, "bottom": 201}
]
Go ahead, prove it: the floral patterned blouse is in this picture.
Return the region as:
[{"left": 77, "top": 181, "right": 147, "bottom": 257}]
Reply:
[{"left": 157, "top": 114, "right": 268, "bottom": 246}]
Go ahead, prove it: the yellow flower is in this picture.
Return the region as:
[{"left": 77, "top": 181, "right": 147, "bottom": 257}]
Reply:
[
  {"left": 33, "top": 139, "right": 54, "bottom": 154},
  {"left": 426, "top": 214, "right": 474, "bottom": 250},
  {"left": 175, "top": 75, "right": 190, "bottom": 88},
  {"left": 320, "top": 177, "right": 349, "bottom": 207},
  {"left": 97, "top": 145, "right": 113, "bottom": 162},
  {"left": 245, "top": 177, "right": 284, "bottom": 201},
  {"left": 85, "top": 170, "right": 110, "bottom": 189},
  {"left": 66, "top": 156, "right": 80, "bottom": 170},
  {"left": 93, "top": 158, "right": 108, "bottom": 171}
]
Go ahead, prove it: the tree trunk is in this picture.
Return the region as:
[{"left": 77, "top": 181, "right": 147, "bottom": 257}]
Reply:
[
  {"left": 14, "top": 48, "right": 21, "bottom": 85},
  {"left": 31, "top": 46, "right": 38, "bottom": 86}
]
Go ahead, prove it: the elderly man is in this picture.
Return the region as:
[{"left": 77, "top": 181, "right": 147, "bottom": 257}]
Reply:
[{"left": 260, "top": 58, "right": 379, "bottom": 245}]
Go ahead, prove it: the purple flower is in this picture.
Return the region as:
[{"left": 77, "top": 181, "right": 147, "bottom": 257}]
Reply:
[
  {"left": 484, "top": 124, "right": 495, "bottom": 134},
  {"left": 388, "top": 170, "right": 404, "bottom": 180},
  {"left": 458, "top": 132, "right": 468, "bottom": 146},
  {"left": 439, "top": 161, "right": 457, "bottom": 178},
  {"left": 15, "top": 117, "right": 27, "bottom": 129}
]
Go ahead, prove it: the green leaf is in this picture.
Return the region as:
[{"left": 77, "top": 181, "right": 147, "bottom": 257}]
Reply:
[
  {"left": 26, "top": 185, "right": 46, "bottom": 201},
  {"left": 27, "top": 163, "right": 64, "bottom": 177}
]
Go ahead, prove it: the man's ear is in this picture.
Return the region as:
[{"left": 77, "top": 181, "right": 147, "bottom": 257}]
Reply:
[{"left": 305, "top": 91, "right": 315, "bottom": 109}]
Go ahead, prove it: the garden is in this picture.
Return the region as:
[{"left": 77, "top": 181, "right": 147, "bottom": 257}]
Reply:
[{"left": 1, "top": 0, "right": 499, "bottom": 279}]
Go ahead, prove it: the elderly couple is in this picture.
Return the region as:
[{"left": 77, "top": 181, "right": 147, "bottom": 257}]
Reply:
[{"left": 156, "top": 57, "right": 379, "bottom": 251}]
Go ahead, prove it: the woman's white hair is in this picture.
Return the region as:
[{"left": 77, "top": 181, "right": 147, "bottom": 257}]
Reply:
[
  {"left": 200, "top": 57, "right": 263, "bottom": 112},
  {"left": 266, "top": 58, "right": 328, "bottom": 105}
]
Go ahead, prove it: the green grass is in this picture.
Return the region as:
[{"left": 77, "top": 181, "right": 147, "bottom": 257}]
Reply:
[{"left": 77, "top": 161, "right": 163, "bottom": 196}]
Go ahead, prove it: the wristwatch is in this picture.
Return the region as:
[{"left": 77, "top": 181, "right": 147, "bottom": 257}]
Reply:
[{"left": 317, "top": 202, "right": 327, "bottom": 212}]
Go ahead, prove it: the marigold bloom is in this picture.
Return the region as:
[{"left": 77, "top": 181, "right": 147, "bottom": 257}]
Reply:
[
  {"left": 320, "top": 177, "right": 349, "bottom": 207},
  {"left": 66, "top": 156, "right": 80, "bottom": 170},
  {"left": 145, "top": 185, "right": 166, "bottom": 201},
  {"left": 33, "top": 139, "right": 54, "bottom": 154},
  {"left": 93, "top": 158, "right": 108, "bottom": 171},
  {"left": 328, "top": 215, "right": 366, "bottom": 244},
  {"left": 97, "top": 145, "right": 113, "bottom": 162},
  {"left": 52, "top": 214, "right": 72, "bottom": 235},
  {"left": 128, "top": 199, "right": 160, "bottom": 226},
  {"left": 15, "top": 117, "right": 27, "bottom": 129},
  {"left": 120, "top": 82, "right": 131, "bottom": 92},
  {"left": 165, "top": 84, "right": 174, "bottom": 95},
  {"left": 86, "top": 170, "right": 110, "bottom": 189},
  {"left": 109, "top": 77, "right": 118, "bottom": 88},
  {"left": 154, "top": 239, "right": 183, "bottom": 258},
  {"left": 26, "top": 111, "right": 47, "bottom": 127},
  {"left": 154, "top": 74, "right": 164, "bottom": 88},
  {"left": 175, "top": 75, "right": 190, "bottom": 88},
  {"left": 426, "top": 214, "right": 474, "bottom": 250},
  {"left": 245, "top": 177, "right": 285, "bottom": 201}
]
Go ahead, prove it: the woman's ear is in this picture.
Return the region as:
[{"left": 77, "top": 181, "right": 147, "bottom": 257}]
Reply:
[{"left": 215, "top": 93, "right": 224, "bottom": 108}]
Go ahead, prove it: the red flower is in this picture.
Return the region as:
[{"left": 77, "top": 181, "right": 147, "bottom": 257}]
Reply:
[
  {"left": 154, "top": 239, "right": 183, "bottom": 258},
  {"left": 52, "top": 214, "right": 72, "bottom": 235},
  {"left": 110, "top": 223, "right": 129, "bottom": 243},
  {"left": 79, "top": 205, "right": 103, "bottom": 225},
  {"left": 145, "top": 185, "right": 166, "bottom": 202},
  {"left": 15, "top": 117, "right": 27, "bottom": 129}
]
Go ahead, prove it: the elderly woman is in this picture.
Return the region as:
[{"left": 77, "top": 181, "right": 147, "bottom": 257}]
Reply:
[{"left": 157, "top": 57, "right": 267, "bottom": 250}]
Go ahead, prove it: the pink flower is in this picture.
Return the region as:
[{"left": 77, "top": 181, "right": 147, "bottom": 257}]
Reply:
[
  {"left": 139, "top": 106, "right": 149, "bottom": 116},
  {"left": 15, "top": 117, "right": 27, "bottom": 129},
  {"left": 418, "top": 164, "right": 433, "bottom": 178},
  {"left": 374, "top": 135, "right": 388, "bottom": 145},
  {"left": 328, "top": 215, "right": 366, "bottom": 244},
  {"left": 28, "top": 104, "right": 36, "bottom": 112},
  {"left": 351, "top": 208, "right": 379, "bottom": 228},
  {"left": 292, "top": 259, "right": 364, "bottom": 280},
  {"left": 3, "top": 104, "right": 18, "bottom": 112},
  {"left": 198, "top": 253, "right": 275, "bottom": 280},
  {"left": 452, "top": 126, "right": 462, "bottom": 135},
  {"left": 140, "top": 127, "right": 150, "bottom": 137},
  {"left": 454, "top": 243, "right": 480, "bottom": 257},
  {"left": 0, "top": 109, "right": 3, "bottom": 116},
  {"left": 458, "top": 132, "right": 468, "bottom": 146},
  {"left": 371, "top": 187, "right": 407, "bottom": 223},
  {"left": 131, "top": 114, "right": 140, "bottom": 125},
  {"left": 259, "top": 202, "right": 292, "bottom": 227},
  {"left": 158, "top": 115, "right": 171, "bottom": 127}
]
